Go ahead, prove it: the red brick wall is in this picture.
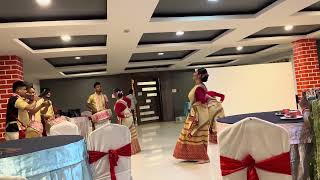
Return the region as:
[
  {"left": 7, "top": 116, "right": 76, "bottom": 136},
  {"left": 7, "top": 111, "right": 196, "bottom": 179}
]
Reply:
[
  {"left": 0, "top": 56, "right": 23, "bottom": 140},
  {"left": 293, "top": 39, "right": 320, "bottom": 97}
]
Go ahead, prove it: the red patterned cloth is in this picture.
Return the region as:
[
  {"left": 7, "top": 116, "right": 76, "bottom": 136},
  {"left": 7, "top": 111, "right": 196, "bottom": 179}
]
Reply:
[
  {"left": 209, "top": 131, "right": 218, "bottom": 144},
  {"left": 88, "top": 143, "right": 132, "bottom": 180},
  {"left": 220, "top": 152, "right": 291, "bottom": 180},
  {"left": 91, "top": 109, "right": 112, "bottom": 123},
  {"left": 173, "top": 143, "right": 209, "bottom": 161}
]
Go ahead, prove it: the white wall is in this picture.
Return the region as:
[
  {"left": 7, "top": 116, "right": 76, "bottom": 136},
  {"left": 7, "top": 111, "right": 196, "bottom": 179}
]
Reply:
[
  {"left": 24, "top": 76, "right": 40, "bottom": 93},
  {"left": 32, "top": 80, "right": 40, "bottom": 94},
  {"left": 206, "top": 62, "right": 296, "bottom": 116}
]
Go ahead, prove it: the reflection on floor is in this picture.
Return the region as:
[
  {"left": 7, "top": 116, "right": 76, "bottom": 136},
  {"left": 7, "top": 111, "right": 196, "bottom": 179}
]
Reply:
[{"left": 132, "top": 122, "right": 221, "bottom": 180}]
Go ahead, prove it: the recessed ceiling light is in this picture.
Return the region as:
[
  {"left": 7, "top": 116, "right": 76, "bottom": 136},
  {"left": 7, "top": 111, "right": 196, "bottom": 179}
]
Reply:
[
  {"left": 284, "top": 25, "right": 294, "bottom": 31},
  {"left": 75, "top": 57, "right": 81, "bottom": 60},
  {"left": 60, "top": 35, "right": 71, "bottom": 42},
  {"left": 236, "top": 46, "right": 243, "bottom": 51},
  {"left": 208, "top": 0, "right": 218, "bottom": 2},
  {"left": 158, "top": 52, "right": 164, "bottom": 56},
  {"left": 35, "top": 0, "right": 51, "bottom": 7},
  {"left": 176, "top": 31, "right": 184, "bottom": 36},
  {"left": 59, "top": 72, "right": 65, "bottom": 76}
]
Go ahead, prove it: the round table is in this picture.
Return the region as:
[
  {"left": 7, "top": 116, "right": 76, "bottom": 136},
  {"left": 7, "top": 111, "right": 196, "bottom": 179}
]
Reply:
[
  {"left": 217, "top": 111, "right": 304, "bottom": 124},
  {"left": 216, "top": 111, "right": 311, "bottom": 144},
  {"left": 0, "top": 136, "right": 92, "bottom": 180}
]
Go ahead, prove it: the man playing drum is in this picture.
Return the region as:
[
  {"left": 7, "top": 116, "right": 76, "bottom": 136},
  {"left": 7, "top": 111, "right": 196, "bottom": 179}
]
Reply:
[{"left": 87, "top": 82, "right": 112, "bottom": 129}]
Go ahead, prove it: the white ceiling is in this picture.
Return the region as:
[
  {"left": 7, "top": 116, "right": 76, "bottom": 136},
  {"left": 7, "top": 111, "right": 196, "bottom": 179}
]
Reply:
[{"left": 0, "top": 0, "right": 320, "bottom": 80}]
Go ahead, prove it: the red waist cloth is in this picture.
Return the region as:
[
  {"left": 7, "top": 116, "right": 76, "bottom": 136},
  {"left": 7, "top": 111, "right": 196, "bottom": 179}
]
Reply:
[
  {"left": 220, "top": 152, "right": 291, "bottom": 180},
  {"left": 88, "top": 143, "right": 132, "bottom": 180}
]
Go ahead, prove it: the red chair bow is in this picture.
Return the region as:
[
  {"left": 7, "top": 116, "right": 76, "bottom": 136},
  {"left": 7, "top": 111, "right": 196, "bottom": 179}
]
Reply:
[
  {"left": 220, "top": 152, "right": 291, "bottom": 180},
  {"left": 88, "top": 143, "right": 132, "bottom": 180}
]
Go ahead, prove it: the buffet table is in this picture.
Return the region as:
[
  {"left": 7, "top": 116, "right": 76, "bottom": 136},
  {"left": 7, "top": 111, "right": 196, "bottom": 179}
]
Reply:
[{"left": 0, "top": 136, "right": 92, "bottom": 180}]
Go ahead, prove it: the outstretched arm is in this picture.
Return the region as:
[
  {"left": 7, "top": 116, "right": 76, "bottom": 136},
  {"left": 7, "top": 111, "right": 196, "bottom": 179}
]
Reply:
[{"left": 208, "top": 91, "right": 225, "bottom": 102}]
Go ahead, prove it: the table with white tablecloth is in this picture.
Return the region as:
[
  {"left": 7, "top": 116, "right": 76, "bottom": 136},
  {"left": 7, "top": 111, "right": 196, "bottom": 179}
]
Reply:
[{"left": 0, "top": 136, "right": 92, "bottom": 179}]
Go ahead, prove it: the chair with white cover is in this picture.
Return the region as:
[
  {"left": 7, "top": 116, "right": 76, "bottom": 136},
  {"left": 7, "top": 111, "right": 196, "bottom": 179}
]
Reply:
[
  {"left": 218, "top": 117, "right": 292, "bottom": 180},
  {"left": 87, "top": 123, "right": 131, "bottom": 180},
  {"left": 70, "top": 117, "right": 93, "bottom": 140},
  {"left": 0, "top": 176, "right": 27, "bottom": 180},
  {"left": 48, "top": 120, "right": 80, "bottom": 136},
  {"left": 81, "top": 111, "right": 92, "bottom": 117}
]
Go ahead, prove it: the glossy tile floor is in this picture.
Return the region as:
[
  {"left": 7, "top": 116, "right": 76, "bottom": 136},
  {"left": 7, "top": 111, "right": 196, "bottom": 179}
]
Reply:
[{"left": 132, "top": 122, "right": 222, "bottom": 180}]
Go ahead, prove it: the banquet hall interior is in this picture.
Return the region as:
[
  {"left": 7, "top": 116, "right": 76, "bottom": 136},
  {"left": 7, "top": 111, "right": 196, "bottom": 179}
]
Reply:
[{"left": 1, "top": 0, "right": 320, "bottom": 179}]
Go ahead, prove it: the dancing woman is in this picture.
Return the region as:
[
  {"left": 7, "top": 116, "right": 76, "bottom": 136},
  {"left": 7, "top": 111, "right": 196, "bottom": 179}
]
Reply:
[
  {"left": 173, "top": 68, "right": 210, "bottom": 164},
  {"left": 113, "top": 88, "right": 141, "bottom": 154}
]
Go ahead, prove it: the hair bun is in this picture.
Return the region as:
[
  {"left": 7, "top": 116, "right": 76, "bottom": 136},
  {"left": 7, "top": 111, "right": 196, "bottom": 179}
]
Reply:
[{"left": 201, "top": 73, "right": 209, "bottom": 82}]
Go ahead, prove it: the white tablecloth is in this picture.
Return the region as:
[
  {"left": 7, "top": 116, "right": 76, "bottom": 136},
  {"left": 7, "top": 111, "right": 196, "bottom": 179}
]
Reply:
[
  {"left": 217, "top": 122, "right": 312, "bottom": 145},
  {"left": 280, "top": 123, "right": 312, "bottom": 144}
]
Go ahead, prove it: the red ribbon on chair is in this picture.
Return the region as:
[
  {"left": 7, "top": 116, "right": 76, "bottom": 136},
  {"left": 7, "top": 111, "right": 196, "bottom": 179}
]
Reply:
[
  {"left": 220, "top": 152, "right": 291, "bottom": 180},
  {"left": 88, "top": 143, "right": 132, "bottom": 180}
]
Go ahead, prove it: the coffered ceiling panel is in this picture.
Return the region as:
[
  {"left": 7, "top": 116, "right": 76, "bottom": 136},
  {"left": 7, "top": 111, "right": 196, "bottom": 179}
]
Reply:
[
  {"left": 0, "top": 0, "right": 106, "bottom": 23},
  {"left": 20, "top": 35, "right": 107, "bottom": 50},
  {"left": 46, "top": 55, "right": 107, "bottom": 67},
  {"left": 152, "top": 0, "right": 277, "bottom": 17}
]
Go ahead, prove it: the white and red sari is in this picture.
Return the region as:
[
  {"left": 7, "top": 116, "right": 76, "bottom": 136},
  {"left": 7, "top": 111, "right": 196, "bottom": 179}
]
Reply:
[
  {"left": 173, "top": 84, "right": 210, "bottom": 161},
  {"left": 207, "top": 91, "right": 225, "bottom": 144},
  {"left": 115, "top": 97, "right": 141, "bottom": 155}
]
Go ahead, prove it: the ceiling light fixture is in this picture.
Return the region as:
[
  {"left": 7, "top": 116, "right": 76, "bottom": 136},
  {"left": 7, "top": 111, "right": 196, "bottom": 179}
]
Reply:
[
  {"left": 59, "top": 72, "right": 66, "bottom": 76},
  {"left": 236, "top": 46, "right": 243, "bottom": 51},
  {"left": 176, "top": 31, "right": 184, "bottom": 36},
  {"left": 284, "top": 25, "right": 294, "bottom": 31},
  {"left": 158, "top": 52, "right": 164, "bottom": 56},
  {"left": 208, "top": 0, "right": 219, "bottom": 2},
  {"left": 60, "top": 35, "right": 71, "bottom": 42},
  {"left": 75, "top": 57, "right": 81, "bottom": 60},
  {"left": 35, "top": 0, "right": 51, "bottom": 7}
]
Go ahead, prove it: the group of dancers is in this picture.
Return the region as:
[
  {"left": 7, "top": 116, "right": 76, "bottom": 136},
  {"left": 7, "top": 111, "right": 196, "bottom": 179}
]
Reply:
[
  {"left": 86, "top": 82, "right": 141, "bottom": 154},
  {"left": 76, "top": 69, "right": 312, "bottom": 170},
  {"left": 5, "top": 68, "right": 221, "bottom": 159},
  {"left": 5, "top": 81, "right": 54, "bottom": 140},
  {"left": 5, "top": 80, "right": 141, "bottom": 155},
  {"left": 173, "top": 68, "right": 225, "bottom": 164}
]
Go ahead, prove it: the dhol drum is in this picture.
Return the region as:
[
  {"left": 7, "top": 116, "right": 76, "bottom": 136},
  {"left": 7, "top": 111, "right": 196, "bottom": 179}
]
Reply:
[{"left": 91, "top": 109, "right": 112, "bottom": 123}]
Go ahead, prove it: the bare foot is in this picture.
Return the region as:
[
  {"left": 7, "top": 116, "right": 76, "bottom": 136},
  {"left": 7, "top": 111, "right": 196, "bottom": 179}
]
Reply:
[{"left": 197, "top": 160, "right": 210, "bottom": 164}]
